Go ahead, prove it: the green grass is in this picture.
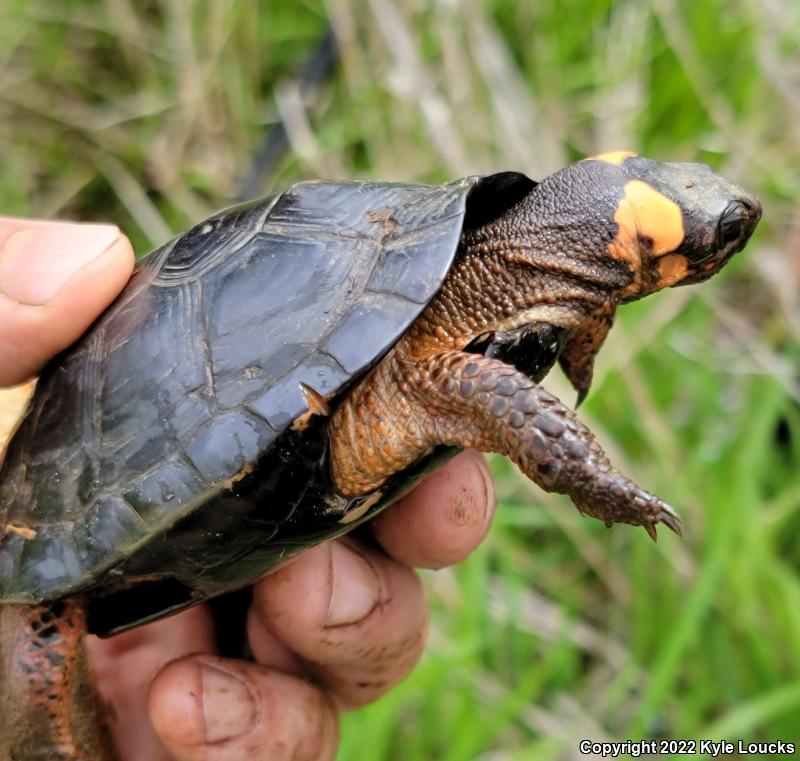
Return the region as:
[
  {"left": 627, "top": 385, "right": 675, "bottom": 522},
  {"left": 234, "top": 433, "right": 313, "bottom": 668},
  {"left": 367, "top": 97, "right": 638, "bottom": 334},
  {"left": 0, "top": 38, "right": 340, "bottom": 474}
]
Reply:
[{"left": 2, "top": 0, "right": 799, "bottom": 757}]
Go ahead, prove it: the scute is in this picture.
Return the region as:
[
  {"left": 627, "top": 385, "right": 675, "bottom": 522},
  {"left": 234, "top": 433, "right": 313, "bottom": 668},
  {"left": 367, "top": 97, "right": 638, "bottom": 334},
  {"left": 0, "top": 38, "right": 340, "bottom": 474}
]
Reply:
[{"left": 0, "top": 173, "right": 535, "bottom": 603}]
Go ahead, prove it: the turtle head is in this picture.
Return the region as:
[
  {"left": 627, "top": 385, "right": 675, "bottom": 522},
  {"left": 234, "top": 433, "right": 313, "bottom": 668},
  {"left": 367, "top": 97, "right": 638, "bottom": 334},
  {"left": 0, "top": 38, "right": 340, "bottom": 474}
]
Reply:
[{"left": 580, "top": 152, "right": 761, "bottom": 300}]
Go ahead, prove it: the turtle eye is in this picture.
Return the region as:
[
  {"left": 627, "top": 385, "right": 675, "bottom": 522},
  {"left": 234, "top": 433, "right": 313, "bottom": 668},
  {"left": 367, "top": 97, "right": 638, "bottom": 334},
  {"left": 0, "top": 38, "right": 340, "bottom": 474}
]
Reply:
[{"left": 717, "top": 200, "right": 750, "bottom": 248}]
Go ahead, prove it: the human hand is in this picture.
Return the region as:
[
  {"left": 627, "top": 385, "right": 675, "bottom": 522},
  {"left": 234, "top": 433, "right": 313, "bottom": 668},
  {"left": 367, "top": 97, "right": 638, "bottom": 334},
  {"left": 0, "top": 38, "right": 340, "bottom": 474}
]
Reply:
[
  {"left": 0, "top": 217, "right": 134, "bottom": 383},
  {"left": 0, "top": 217, "right": 497, "bottom": 761}
]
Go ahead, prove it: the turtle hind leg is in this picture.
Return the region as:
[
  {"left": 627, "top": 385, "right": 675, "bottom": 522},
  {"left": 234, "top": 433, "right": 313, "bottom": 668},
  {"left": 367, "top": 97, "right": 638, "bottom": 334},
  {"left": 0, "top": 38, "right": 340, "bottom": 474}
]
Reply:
[{"left": 0, "top": 599, "right": 116, "bottom": 761}]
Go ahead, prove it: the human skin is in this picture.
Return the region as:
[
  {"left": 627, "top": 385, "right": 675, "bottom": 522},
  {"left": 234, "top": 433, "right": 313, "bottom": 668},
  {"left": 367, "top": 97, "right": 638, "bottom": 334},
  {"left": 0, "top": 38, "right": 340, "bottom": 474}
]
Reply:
[{"left": 0, "top": 217, "right": 496, "bottom": 761}]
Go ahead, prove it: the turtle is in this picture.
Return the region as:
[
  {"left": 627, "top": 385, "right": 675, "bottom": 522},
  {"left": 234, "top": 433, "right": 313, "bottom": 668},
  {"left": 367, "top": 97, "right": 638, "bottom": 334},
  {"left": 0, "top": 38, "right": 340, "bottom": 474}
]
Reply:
[{"left": 0, "top": 152, "right": 760, "bottom": 760}]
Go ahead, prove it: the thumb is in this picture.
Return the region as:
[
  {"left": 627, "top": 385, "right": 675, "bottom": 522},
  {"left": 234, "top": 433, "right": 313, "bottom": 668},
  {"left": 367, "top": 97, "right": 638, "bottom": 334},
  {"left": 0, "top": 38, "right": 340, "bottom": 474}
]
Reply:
[{"left": 0, "top": 217, "right": 135, "bottom": 386}]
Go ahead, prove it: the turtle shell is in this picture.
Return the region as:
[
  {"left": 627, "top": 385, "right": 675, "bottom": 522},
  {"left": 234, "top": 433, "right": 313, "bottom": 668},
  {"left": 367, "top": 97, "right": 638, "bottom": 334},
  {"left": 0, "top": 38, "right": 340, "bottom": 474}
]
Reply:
[{"left": 0, "top": 171, "right": 537, "bottom": 635}]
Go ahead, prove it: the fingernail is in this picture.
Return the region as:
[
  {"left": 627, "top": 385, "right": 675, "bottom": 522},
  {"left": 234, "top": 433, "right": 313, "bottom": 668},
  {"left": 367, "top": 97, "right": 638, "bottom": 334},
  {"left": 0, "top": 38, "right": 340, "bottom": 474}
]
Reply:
[
  {"left": 0, "top": 222, "right": 122, "bottom": 306},
  {"left": 325, "top": 541, "right": 381, "bottom": 628},
  {"left": 200, "top": 662, "right": 257, "bottom": 744}
]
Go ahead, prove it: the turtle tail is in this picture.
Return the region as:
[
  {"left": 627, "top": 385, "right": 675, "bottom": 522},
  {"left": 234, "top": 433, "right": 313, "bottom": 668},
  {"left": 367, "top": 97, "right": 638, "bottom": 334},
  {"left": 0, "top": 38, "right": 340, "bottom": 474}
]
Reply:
[{"left": 0, "top": 600, "right": 116, "bottom": 761}]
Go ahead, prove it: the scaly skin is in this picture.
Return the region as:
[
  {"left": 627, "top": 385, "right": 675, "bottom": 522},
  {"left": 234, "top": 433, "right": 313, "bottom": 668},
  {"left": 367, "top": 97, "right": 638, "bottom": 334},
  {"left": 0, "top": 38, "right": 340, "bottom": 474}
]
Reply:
[
  {"left": 330, "top": 154, "right": 761, "bottom": 538},
  {"left": 558, "top": 302, "right": 615, "bottom": 407},
  {"left": 0, "top": 600, "right": 114, "bottom": 761}
]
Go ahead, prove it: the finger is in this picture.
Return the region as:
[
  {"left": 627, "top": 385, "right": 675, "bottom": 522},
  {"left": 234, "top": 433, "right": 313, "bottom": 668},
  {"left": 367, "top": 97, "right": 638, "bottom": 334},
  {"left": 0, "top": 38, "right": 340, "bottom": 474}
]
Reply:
[
  {"left": 85, "top": 605, "right": 217, "bottom": 761},
  {"left": 148, "top": 656, "right": 338, "bottom": 761},
  {"left": 0, "top": 217, "right": 134, "bottom": 385},
  {"left": 372, "top": 449, "right": 496, "bottom": 569},
  {"left": 246, "top": 605, "right": 307, "bottom": 675},
  {"left": 252, "top": 539, "right": 428, "bottom": 709}
]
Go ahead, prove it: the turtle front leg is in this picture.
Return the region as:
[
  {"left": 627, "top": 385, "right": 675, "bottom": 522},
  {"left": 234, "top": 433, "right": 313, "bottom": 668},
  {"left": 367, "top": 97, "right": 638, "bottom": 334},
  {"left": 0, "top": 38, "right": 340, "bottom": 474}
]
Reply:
[
  {"left": 0, "top": 600, "right": 115, "bottom": 761},
  {"left": 330, "top": 351, "right": 680, "bottom": 538},
  {"left": 558, "top": 302, "right": 615, "bottom": 406}
]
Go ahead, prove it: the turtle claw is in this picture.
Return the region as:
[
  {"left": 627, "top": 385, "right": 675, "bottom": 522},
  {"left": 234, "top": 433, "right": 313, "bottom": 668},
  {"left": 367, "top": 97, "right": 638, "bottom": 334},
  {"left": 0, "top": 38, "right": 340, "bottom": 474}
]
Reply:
[
  {"left": 657, "top": 505, "right": 683, "bottom": 538},
  {"left": 643, "top": 503, "right": 683, "bottom": 541}
]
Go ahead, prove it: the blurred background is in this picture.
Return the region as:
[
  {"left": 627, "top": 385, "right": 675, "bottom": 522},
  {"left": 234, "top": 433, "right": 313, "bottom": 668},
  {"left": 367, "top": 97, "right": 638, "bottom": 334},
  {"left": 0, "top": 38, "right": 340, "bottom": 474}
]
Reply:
[{"left": 1, "top": 0, "right": 799, "bottom": 757}]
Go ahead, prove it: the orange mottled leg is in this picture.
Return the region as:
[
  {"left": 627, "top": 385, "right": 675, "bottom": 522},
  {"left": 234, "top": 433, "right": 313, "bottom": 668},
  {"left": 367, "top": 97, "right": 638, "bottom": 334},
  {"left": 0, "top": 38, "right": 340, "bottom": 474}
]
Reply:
[
  {"left": 0, "top": 600, "right": 115, "bottom": 761},
  {"left": 330, "top": 351, "right": 680, "bottom": 537}
]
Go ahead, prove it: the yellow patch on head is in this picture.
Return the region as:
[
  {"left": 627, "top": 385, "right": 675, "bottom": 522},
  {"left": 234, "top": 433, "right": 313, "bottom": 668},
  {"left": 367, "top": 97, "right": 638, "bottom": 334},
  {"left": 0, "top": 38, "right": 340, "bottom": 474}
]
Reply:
[
  {"left": 609, "top": 180, "right": 685, "bottom": 267},
  {"left": 656, "top": 254, "right": 690, "bottom": 287},
  {"left": 589, "top": 151, "right": 637, "bottom": 165},
  {"left": 623, "top": 180, "right": 684, "bottom": 255},
  {"left": 608, "top": 180, "right": 686, "bottom": 297}
]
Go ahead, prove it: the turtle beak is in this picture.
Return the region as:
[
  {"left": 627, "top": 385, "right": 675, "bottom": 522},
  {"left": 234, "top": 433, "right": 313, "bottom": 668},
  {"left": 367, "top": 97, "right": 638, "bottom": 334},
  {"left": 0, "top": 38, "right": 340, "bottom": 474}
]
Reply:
[{"left": 677, "top": 194, "right": 761, "bottom": 286}]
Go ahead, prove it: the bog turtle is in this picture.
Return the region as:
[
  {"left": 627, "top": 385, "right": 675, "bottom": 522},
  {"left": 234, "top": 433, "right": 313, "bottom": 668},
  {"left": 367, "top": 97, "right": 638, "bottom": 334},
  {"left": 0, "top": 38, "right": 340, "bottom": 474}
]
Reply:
[{"left": 0, "top": 153, "right": 760, "bottom": 760}]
